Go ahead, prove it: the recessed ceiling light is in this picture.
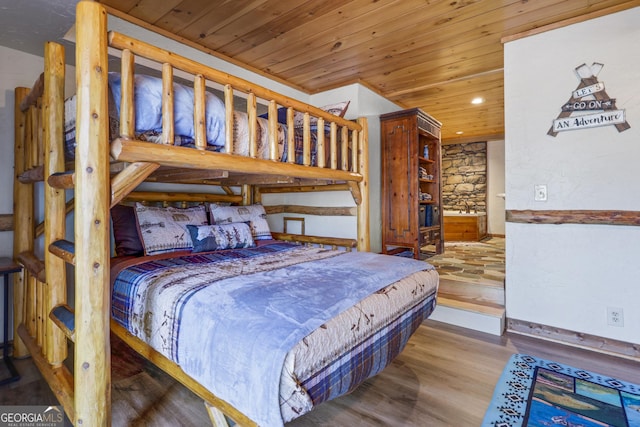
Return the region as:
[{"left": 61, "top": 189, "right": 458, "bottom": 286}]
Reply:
[
  {"left": 456, "top": 131, "right": 464, "bottom": 135},
  {"left": 471, "top": 97, "right": 484, "bottom": 104}
]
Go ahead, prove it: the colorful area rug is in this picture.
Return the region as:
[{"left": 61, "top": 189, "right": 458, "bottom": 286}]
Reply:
[{"left": 483, "top": 354, "right": 640, "bottom": 427}]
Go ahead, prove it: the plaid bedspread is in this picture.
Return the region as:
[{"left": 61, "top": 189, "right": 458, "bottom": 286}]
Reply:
[{"left": 111, "top": 242, "right": 438, "bottom": 426}]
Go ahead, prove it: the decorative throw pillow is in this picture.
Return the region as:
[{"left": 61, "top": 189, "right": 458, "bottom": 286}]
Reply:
[
  {"left": 231, "top": 111, "right": 285, "bottom": 160},
  {"left": 134, "top": 203, "right": 208, "bottom": 255},
  {"left": 259, "top": 101, "right": 350, "bottom": 127},
  {"left": 107, "top": 72, "right": 226, "bottom": 146},
  {"left": 294, "top": 101, "right": 350, "bottom": 128},
  {"left": 186, "top": 223, "right": 255, "bottom": 252},
  {"left": 111, "top": 204, "right": 144, "bottom": 257},
  {"left": 258, "top": 107, "right": 289, "bottom": 125},
  {"left": 209, "top": 203, "right": 272, "bottom": 241}
]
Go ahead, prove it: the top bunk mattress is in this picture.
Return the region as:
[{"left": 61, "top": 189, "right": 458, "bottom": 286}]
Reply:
[
  {"left": 63, "top": 73, "right": 287, "bottom": 162},
  {"left": 63, "top": 73, "right": 350, "bottom": 167}
]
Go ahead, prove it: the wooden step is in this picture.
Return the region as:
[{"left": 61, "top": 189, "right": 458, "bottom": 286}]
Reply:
[
  {"left": 47, "top": 171, "right": 75, "bottom": 189},
  {"left": 430, "top": 293, "right": 505, "bottom": 336},
  {"left": 437, "top": 294, "right": 504, "bottom": 317},
  {"left": 437, "top": 277, "right": 504, "bottom": 306},
  {"left": 49, "top": 239, "right": 75, "bottom": 265},
  {"left": 49, "top": 304, "right": 75, "bottom": 342}
]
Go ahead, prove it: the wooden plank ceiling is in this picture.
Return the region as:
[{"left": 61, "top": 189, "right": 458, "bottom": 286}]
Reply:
[{"left": 99, "top": 0, "right": 638, "bottom": 143}]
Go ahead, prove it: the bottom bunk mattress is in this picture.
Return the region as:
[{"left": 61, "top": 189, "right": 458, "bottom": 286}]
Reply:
[{"left": 111, "top": 242, "right": 438, "bottom": 426}]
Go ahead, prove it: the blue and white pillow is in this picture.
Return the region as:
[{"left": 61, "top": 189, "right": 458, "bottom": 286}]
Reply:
[
  {"left": 186, "top": 223, "right": 255, "bottom": 252},
  {"left": 107, "top": 72, "right": 226, "bottom": 146},
  {"left": 134, "top": 203, "right": 208, "bottom": 255},
  {"left": 209, "top": 203, "right": 273, "bottom": 241}
]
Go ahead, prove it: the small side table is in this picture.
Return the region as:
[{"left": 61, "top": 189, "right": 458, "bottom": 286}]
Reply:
[{"left": 0, "top": 257, "right": 22, "bottom": 386}]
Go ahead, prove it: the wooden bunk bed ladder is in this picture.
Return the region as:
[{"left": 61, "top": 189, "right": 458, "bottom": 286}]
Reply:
[{"left": 12, "top": 40, "right": 77, "bottom": 423}]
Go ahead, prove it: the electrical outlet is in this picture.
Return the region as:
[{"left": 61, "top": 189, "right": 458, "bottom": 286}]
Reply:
[
  {"left": 607, "top": 307, "right": 624, "bottom": 327},
  {"left": 534, "top": 184, "right": 547, "bottom": 201}
]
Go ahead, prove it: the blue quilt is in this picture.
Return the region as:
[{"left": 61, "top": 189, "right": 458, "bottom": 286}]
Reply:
[{"left": 112, "top": 242, "right": 434, "bottom": 426}]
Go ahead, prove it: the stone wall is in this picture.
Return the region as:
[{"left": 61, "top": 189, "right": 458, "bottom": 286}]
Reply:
[{"left": 442, "top": 142, "right": 486, "bottom": 212}]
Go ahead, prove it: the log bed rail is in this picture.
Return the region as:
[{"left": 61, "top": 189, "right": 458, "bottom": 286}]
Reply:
[{"left": 12, "top": 2, "right": 370, "bottom": 426}]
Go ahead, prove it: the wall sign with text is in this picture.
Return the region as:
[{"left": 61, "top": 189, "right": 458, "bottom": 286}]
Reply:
[{"left": 548, "top": 63, "right": 630, "bottom": 136}]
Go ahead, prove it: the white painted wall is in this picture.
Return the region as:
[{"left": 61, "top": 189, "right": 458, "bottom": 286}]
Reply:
[
  {"left": 504, "top": 7, "right": 640, "bottom": 343},
  {"left": 487, "top": 139, "right": 505, "bottom": 236}
]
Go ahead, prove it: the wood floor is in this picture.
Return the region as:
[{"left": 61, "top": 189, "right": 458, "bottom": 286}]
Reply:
[{"left": 1, "top": 320, "right": 639, "bottom": 426}]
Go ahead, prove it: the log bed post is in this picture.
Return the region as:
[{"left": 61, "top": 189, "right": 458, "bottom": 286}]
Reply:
[
  {"left": 75, "top": 2, "right": 111, "bottom": 425},
  {"left": 340, "top": 126, "right": 348, "bottom": 171},
  {"left": 163, "top": 64, "right": 176, "bottom": 145},
  {"left": 330, "top": 123, "right": 338, "bottom": 170},
  {"left": 224, "top": 85, "right": 233, "bottom": 155},
  {"left": 286, "top": 107, "right": 295, "bottom": 164},
  {"left": 316, "top": 118, "right": 326, "bottom": 168},
  {"left": 357, "top": 117, "right": 369, "bottom": 252},
  {"left": 247, "top": 92, "right": 257, "bottom": 158},
  {"left": 120, "top": 49, "right": 135, "bottom": 139},
  {"left": 268, "top": 100, "right": 278, "bottom": 161},
  {"left": 12, "top": 87, "right": 32, "bottom": 358},
  {"left": 241, "top": 184, "right": 252, "bottom": 206},
  {"left": 43, "top": 41, "right": 68, "bottom": 366},
  {"left": 193, "top": 74, "right": 206, "bottom": 149}
]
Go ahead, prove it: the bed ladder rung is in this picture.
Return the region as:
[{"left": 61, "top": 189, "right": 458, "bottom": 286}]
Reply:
[
  {"left": 18, "top": 165, "right": 44, "bottom": 183},
  {"left": 47, "top": 171, "right": 75, "bottom": 189},
  {"left": 17, "top": 251, "right": 47, "bottom": 283},
  {"left": 49, "top": 304, "right": 75, "bottom": 343},
  {"left": 49, "top": 239, "right": 75, "bottom": 265}
]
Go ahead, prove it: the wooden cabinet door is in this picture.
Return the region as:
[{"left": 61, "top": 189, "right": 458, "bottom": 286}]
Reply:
[{"left": 381, "top": 116, "right": 418, "bottom": 247}]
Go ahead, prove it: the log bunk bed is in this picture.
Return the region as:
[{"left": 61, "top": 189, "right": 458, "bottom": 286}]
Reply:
[{"left": 12, "top": 2, "right": 439, "bottom": 426}]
